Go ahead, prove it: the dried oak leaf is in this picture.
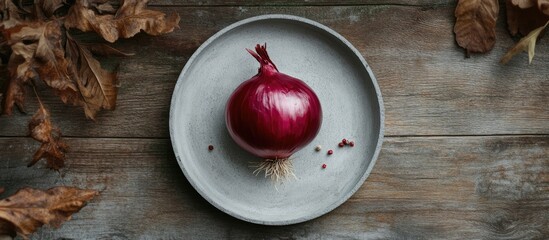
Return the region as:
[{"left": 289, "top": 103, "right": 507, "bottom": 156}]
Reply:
[
  {"left": 28, "top": 101, "right": 68, "bottom": 169},
  {"left": 34, "top": 0, "right": 66, "bottom": 18},
  {"left": 0, "top": 1, "right": 30, "bottom": 115},
  {"left": 507, "top": 0, "right": 549, "bottom": 36},
  {"left": 0, "top": 0, "right": 25, "bottom": 28},
  {"left": 2, "top": 31, "right": 39, "bottom": 115},
  {"left": 0, "top": 220, "right": 16, "bottom": 239},
  {"left": 65, "top": 0, "right": 180, "bottom": 43},
  {"left": 501, "top": 21, "right": 549, "bottom": 64},
  {"left": 454, "top": 0, "right": 499, "bottom": 55},
  {"left": 92, "top": 0, "right": 117, "bottom": 15},
  {"left": 0, "top": 188, "right": 14, "bottom": 238},
  {"left": 0, "top": 4, "right": 37, "bottom": 115},
  {"left": 20, "top": 21, "right": 75, "bottom": 92},
  {"left": 2, "top": 19, "right": 113, "bottom": 120},
  {"left": 2, "top": 20, "right": 79, "bottom": 115},
  {"left": 511, "top": 0, "right": 536, "bottom": 8},
  {"left": 85, "top": 43, "right": 134, "bottom": 57},
  {"left": 65, "top": 34, "right": 117, "bottom": 119},
  {"left": 0, "top": 187, "right": 98, "bottom": 239},
  {"left": 1, "top": 43, "right": 37, "bottom": 115},
  {"left": 538, "top": 0, "right": 549, "bottom": 15}
]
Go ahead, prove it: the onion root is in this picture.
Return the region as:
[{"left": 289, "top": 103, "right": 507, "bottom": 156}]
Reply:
[{"left": 252, "top": 158, "right": 296, "bottom": 182}]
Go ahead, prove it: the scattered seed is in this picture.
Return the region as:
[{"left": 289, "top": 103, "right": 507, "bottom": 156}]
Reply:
[
  {"left": 322, "top": 164, "right": 327, "bottom": 169},
  {"left": 315, "top": 145, "right": 322, "bottom": 151},
  {"left": 349, "top": 141, "right": 355, "bottom": 147},
  {"left": 208, "top": 145, "right": 214, "bottom": 151},
  {"left": 327, "top": 149, "right": 333, "bottom": 155},
  {"left": 338, "top": 142, "right": 344, "bottom": 147},
  {"left": 342, "top": 138, "right": 348, "bottom": 145}
]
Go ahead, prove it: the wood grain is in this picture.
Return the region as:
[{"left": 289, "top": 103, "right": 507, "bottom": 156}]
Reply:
[
  {"left": 1, "top": 1, "right": 548, "bottom": 239},
  {"left": 145, "top": 0, "right": 454, "bottom": 6},
  {"left": 0, "top": 136, "right": 547, "bottom": 239},
  {"left": 1, "top": 4, "right": 548, "bottom": 138}
]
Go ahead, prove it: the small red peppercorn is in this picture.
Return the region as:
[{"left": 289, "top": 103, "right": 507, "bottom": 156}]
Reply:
[
  {"left": 342, "top": 138, "right": 348, "bottom": 145},
  {"left": 208, "top": 145, "right": 214, "bottom": 151},
  {"left": 338, "top": 142, "right": 344, "bottom": 147},
  {"left": 322, "top": 164, "right": 327, "bottom": 169},
  {"left": 327, "top": 150, "right": 333, "bottom": 155},
  {"left": 349, "top": 141, "right": 355, "bottom": 147}
]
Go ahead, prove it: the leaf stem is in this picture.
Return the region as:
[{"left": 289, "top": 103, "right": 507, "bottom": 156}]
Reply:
[{"left": 30, "top": 82, "right": 44, "bottom": 110}]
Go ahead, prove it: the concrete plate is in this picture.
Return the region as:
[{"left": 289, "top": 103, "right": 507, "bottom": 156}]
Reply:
[{"left": 169, "top": 15, "right": 384, "bottom": 225}]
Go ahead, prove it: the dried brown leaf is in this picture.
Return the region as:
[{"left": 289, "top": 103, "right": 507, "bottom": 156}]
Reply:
[
  {"left": 0, "top": 220, "right": 16, "bottom": 239},
  {"left": 0, "top": 188, "right": 14, "bottom": 238},
  {"left": 0, "top": 4, "right": 23, "bottom": 114},
  {"left": 28, "top": 100, "right": 68, "bottom": 169},
  {"left": 94, "top": 1, "right": 116, "bottom": 14},
  {"left": 1, "top": 47, "right": 35, "bottom": 114},
  {"left": 538, "top": 0, "right": 549, "bottom": 15},
  {"left": 454, "top": 0, "right": 499, "bottom": 55},
  {"left": 0, "top": 33, "right": 9, "bottom": 62},
  {"left": 65, "top": 0, "right": 180, "bottom": 43},
  {"left": 0, "top": 187, "right": 98, "bottom": 238},
  {"left": 3, "top": 21, "right": 77, "bottom": 93},
  {"left": 34, "top": 21, "right": 76, "bottom": 92},
  {"left": 35, "top": 0, "right": 66, "bottom": 18},
  {"left": 500, "top": 21, "right": 549, "bottom": 64},
  {"left": 506, "top": 0, "right": 549, "bottom": 36},
  {"left": 511, "top": 0, "right": 536, "bottom": 8},
  {"left": 1, "top": 31, "right": 40, "bottom": 115},
  {"left": 0, "top": 0, "right": 25, "bottom": 28},
  {"left": 86, "top": 43, "right": 134, "bottom": 57},
  {"left": 65, "top": 34, "right": 117, "bottom": 119},
  {"left": 1, "top": 0, "right": 178, "bottom": 171}
]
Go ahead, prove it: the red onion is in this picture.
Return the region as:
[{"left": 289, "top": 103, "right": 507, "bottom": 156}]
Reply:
[{"left": 225, "top": 44, "right": 322, "bottom": 180}]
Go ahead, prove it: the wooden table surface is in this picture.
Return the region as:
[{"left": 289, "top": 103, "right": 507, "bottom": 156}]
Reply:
[{"left": 1, "top": 1, "right": 548, "bottom": 239}]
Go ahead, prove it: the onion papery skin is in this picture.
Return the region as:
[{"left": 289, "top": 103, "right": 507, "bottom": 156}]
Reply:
[{"left": 225, "top": 44, "right": 322, "bottom": 160}]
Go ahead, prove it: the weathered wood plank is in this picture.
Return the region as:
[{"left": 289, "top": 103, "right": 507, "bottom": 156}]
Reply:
[
  {"left": 145, "top": 0, "right": 454, "bottom": 6},
  {"left": 1, "top": 136, "right": 547, "bottom": 239},
  {"left": 1, "top": 5, "right": 548, "bottom": 138}
]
